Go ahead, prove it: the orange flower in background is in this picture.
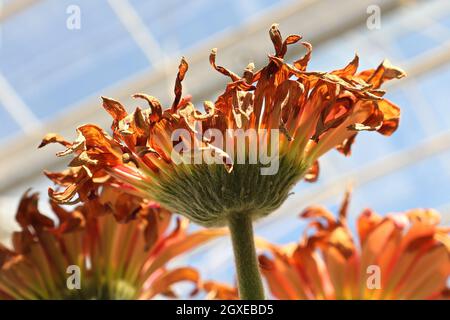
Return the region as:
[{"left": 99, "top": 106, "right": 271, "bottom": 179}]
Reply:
[
  {"left": 256, "top": 192, "right": 450, "bottom": 300},
  {"left": 39, "top": 24, "right": 405, "bottom": 228},
  {"left": 0, "top": 189, "right": 225, "bottom": 299},
  {"left": 203, "top": 192, "right": 450, "bottom": 300}
]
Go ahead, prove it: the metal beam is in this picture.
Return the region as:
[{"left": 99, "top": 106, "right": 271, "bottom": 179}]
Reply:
[
  {"left": 107, "top": 0, "right": 180, "bottom": 103},
  {"left": 107, "top": 0, "right": 164, "bottom": 65},
  {"left": 0, "top": 73, "right": 40, "bottom": 133}
]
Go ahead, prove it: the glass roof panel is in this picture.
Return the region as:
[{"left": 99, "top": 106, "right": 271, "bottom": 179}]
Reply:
[
  {"left": 0, "top": 0, "right": 150, "bottom": 121},
  {"left": 129, "top": 0, "right": 287, "bottom": 51}
]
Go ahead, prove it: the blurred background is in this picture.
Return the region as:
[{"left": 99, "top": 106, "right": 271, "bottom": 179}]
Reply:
[{"left": 1, "top": 0, "right": 450, "bottom": 291}]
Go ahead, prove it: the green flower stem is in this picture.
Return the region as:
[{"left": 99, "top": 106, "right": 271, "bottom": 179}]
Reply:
[{"left": 228, "top": 213, "right": 265, "bottom": 300}]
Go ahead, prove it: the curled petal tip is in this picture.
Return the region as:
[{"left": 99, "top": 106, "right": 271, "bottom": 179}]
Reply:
[{"left": 270, "top": 23, "right": 279, "bottom": 29}]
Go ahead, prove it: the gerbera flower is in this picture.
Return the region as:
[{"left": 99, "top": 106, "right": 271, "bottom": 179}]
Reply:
[
  {"left": 39, "top": 25, "right": 404, "bottom": 299},
  {"left": 257, "top": 192, "right": 450, "bottom": 299},
  {"left": 0, "top": 188, "right": 224, "bottom": 299},
  {"left": 201, "top": 281, "right": 239, "bottom": 300}
]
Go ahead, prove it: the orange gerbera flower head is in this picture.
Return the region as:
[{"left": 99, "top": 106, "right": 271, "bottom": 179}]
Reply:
[
  {"left": 0, "top": 188, "right": 224, "bottom": 299},
  {"left": 258, "top": 191, "right": 450, "bottom": 299},
  {"left": 39, "top": 24, "right": 405, "bottom": 227}
]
